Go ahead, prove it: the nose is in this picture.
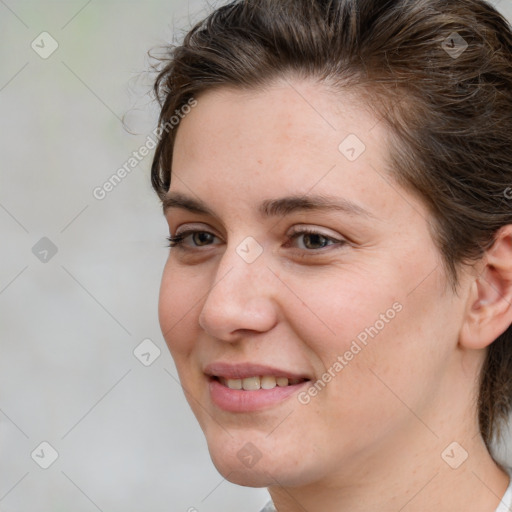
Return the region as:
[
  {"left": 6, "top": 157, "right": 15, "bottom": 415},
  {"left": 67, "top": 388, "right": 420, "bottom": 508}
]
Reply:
[{"left": 198, "top": 245, "right": 279, "bottom": 341}]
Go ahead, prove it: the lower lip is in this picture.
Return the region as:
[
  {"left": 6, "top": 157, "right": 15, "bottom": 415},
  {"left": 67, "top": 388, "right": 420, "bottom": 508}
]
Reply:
[{"left": 208, "top": 377, "right": 310, "bottom": 412}]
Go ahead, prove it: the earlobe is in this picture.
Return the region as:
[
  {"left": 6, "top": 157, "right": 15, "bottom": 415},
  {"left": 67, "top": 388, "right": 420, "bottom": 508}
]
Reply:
[{"left": 460, "top": 225, "right": 512, "bottom": 350}]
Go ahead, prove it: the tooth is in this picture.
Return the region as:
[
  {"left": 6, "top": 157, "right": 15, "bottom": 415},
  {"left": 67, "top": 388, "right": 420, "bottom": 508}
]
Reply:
[
  {"left": 226, "top": 378, "right": 242, "bottom": 390},
  {"left": 276, "top": 377, "right": 289, "bottom": 387},
  {"left": 242, "top": 376, "right": 261, "bottom": 390},
  {"left": 220, "top": 375, "right": 300, "bottom": 390},
  {"left": 260, "top": 376, "right": 277, "bottom": 389}
]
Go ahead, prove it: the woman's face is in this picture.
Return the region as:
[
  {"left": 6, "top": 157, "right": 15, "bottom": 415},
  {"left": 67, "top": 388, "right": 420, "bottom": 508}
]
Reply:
[{"left": 159, "top": 79, "right": 473, "bottom": 487}]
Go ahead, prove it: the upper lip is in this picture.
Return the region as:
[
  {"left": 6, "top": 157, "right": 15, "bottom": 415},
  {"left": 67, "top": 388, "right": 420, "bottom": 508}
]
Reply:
[{"left": 204, "top": 362, "right": 312, "bottom": 380}]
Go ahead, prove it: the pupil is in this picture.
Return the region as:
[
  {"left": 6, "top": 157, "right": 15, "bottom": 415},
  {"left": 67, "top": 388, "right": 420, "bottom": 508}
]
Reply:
[
  {"left": 194, "top": 232, "right": 213, "bottom": 246},
  {"left": 305, "top": 233, "right": 326, "bottom": 249}
]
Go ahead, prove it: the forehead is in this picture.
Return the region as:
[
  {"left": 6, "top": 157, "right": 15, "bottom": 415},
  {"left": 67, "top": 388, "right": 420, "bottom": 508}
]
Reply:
[
  {"left": 168, "top": 79, "right": 427, "bottom": 231},
  {"left": 174, "top": 80, "right": 375, "bottom": 158},
  {"left": 173, "top": 80, "right": 383, "bottom": 182}
]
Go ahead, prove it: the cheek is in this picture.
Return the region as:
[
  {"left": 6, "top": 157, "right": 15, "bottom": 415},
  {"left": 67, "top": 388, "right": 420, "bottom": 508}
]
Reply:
[
  {"left": 280, "top": 266, "right": 403, "bottom": 363},
  {"left": 285, "top": 261, "right": 451, "bottom": 409},
  {"left": 158, "top": 261, "right": 203, "bottom": 358}
]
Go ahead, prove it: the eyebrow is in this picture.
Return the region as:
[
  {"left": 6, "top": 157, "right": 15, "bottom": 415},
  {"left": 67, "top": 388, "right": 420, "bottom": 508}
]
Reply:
[{"left": 162, "top": 191, "right": 376, "bottom": 219}]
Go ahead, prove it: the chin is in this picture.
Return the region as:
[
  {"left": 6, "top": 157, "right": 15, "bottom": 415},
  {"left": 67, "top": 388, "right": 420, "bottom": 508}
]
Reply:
[
  {"left": 219, "top": 466, "right": 274, "bottom": 488},
  {"left": 206, "top": 440, "right": 314, "bottom": 488}
]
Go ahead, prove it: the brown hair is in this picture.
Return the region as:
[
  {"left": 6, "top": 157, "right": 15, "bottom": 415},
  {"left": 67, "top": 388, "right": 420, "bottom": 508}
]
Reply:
[{"left": 150, "top": 0, "right": 512, "bottom": 448}]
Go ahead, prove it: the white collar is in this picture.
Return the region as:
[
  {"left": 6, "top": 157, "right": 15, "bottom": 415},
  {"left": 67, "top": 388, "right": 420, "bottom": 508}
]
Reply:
[{"left": 495, "top": 469, "right": 512, "bottom": 512}]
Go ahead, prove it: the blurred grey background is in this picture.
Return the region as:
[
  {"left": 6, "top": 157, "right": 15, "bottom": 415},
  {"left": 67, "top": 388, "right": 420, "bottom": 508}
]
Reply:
[{"left": 1, "top": 1, "right": 511, "bottom": 511}]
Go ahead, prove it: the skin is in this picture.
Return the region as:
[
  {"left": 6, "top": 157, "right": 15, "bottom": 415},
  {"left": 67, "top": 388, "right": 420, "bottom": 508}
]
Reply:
[{"left": 158, "top": 78, "right": 512, "bottom": 511}]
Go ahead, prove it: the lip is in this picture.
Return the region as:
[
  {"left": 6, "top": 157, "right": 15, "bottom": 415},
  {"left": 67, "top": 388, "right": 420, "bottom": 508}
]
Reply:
[
  {"left": 208, "top": 377, "right": 310, "bottom": 412},
  {"left": 204, "top": 362, "right": 312, "bottom": 413},
  {"left": 203, "top": 362, "right": 311, "bottom": 380}
]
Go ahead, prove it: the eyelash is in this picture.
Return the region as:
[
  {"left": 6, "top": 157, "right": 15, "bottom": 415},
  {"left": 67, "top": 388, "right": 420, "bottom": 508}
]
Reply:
[{"left": 166, "top": 228, "right": 346, "bottom": 253}]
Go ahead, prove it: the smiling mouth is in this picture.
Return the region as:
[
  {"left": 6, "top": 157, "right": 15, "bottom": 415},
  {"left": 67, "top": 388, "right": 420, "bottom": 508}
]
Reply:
[{"left": 211, "top": 375, "right": 310, "bottom": 390}]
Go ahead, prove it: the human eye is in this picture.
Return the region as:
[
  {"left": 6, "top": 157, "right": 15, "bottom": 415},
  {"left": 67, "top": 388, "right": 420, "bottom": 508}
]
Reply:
[
  {"left": 165, "top": 225, "right": 348, "bottom": 256},
  {"left": 285, "top": 226, "right": 348, "bottom": 252},
  {"left": 166, "top": 229, "right": 220, "bottom": 250}
]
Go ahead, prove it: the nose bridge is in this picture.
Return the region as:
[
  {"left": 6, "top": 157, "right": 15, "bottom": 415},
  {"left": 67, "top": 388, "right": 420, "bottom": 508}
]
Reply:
[
  {"left": 211, "top": 235, "right": 269, "bottom": 297},
  {"left": 198, "top": 238, "right": 277, "bottom": 338}
]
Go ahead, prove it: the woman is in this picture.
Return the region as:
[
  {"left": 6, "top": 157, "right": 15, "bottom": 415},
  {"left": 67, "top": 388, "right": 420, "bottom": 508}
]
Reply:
[{"left": 150, "top": 0, "right": 512, "bottom": 510}]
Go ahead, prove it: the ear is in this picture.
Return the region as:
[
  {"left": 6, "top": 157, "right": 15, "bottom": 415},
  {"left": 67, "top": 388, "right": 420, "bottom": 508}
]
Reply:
[{"left": 460, "top": 225, "right": 512, "bottom": 350}]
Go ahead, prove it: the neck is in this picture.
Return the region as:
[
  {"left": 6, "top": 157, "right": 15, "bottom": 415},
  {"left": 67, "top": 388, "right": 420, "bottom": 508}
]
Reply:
[{"left": 268, "top": 433, "right": 509, "bottom": 512}]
